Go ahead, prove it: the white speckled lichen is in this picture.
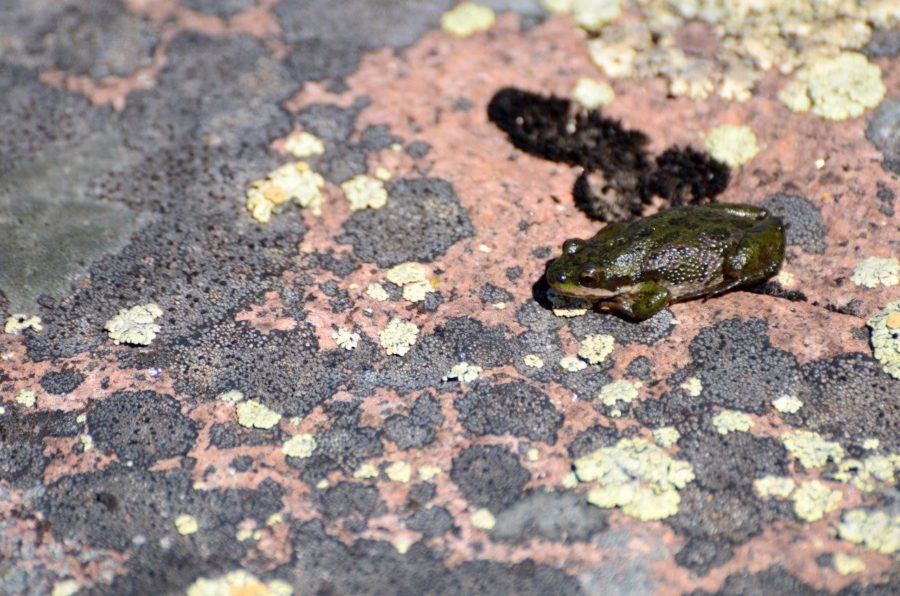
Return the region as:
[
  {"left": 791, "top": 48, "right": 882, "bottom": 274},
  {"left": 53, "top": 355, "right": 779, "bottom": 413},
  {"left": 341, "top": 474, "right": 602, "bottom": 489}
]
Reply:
[
  {"left": 852, "top": 257, "right": 899, "bottom": 288},
  {"left": 867, "top": 301, "right": 900, "bottom": 379},
  {"left": 332, "top": 327, "right": 360, "bottom": 351},
  {"left": 652, "top": 427, "right": 680, "bottom": 448},
  {"left": 712, "top": 410, "right": 754, "bottom": 434},
  {"left": 772, "top": 394, "right": 803, "bottom": 413},
  {"left": 341, "top": 174, "right": 388, "bottom": 211},
  {"left": 4, "top": 314, "right": 42, "bottom": 334},
  {"left": 597, "top": 379, "right": 641, "bottom": 406},
  {"left": 282, "top": 433, "right": 317, "bottom": 458},
  {"left": 379, "top": 318, "right": 419, "bottom": 356},
  {"left": 441, "top": 2, "right": 495, "bottom": 37},
  {"left": 783, "top": 430, "right": 844, "bottom": 469},
  {"left": 560, "top": 356, "right": 588, "bottom": 372},
  {"left": 578, "top": 334, "right": 615, "bottom": 364},
  {"left": 442, "top": 362, "right": 482, "bottom": 383},
  {"left": 838, "top": 508, "right": 899, "bottom": 554},
  {"left": 236, "top": 399, "right": 281, "bottom": 430},
  {"left": 105, "top": 303, "right": 162, "bottom": 346},
  {"left": 704, "top": 125, "right": 759, "bottom": 168},
  {"left": 15, "top": 389, "right": 36, "bottom": 408},
  {"left": 792, "top": 479, "right": 842, "bottom": 522},
  {"left": 576, "top": 437, "right": 694, "bottom": 520}
]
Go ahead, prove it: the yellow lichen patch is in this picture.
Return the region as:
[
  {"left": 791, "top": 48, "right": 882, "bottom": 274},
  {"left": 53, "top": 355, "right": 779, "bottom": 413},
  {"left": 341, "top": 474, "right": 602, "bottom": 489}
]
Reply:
[
  {"left": 283, "top": 131, "right": 324, "bottom": 158},
  {"left": 863, "top": 438, "right": 881, "bottom": 451},
  {"left": 51, "top": 580, "right": 80, "bottom": 596},
  {"left": 4, "top": 314, "right": 42, "bottom": 334},
  {"left": 575, "top": 437, "right": 694, "bottom": 521},
  {"left": 798, "top": 52, "right": 886, "bottom": 120},
  {"left": 542, "top": 0, "right": 573, "bottom": 13},
  {"left": 442, "top": 362, "right": 482, "bottom": 383},
  {"left": 341, "top": 174, "right": 388, "bottom": 211},
  {"left": 175, "top": 514, "right": 199, "bottom": 535},
  {"left": 315, "top": 479, "right": 329, "bottom": 490},
  {"left": 712, "top": 410, "right": 754, "bottom": 435},
  {"left": 772, "top": 394, "right": 803, "bottom": 413},
  {"left": 526, "top": 447, "right": 540, "bottom": 461},
  {"left": 386, "top": 262, "right": 433, "bottom": 302},
  {"left": 572, "top": 0, "right": 621, "bottom": 31},
  {"left": 597, "top": 379, "right": 641, "bottom": 407},
  {"left": 246, "top": 162, "right": 325, "bottom": 222},
  {"left": 441, "top": 2, "right": 495, "bottom": 37},
  {"left": 374, "top": 166, "right": 392, "bottom": 181},
  {"left": 332, "top": 327, "right": 360, "bottom": 351},
  {"left": 187, "top": 570, "right": 292, "bottom": 596},
  {"left": 218, "top": 390, "right": 245, "bottom": 403},
  {"left": 547, "top": 288, "right": 591, "bottom": 317},
  {"left": 868, "top": 301, "right": 900, "bottom": 379},
  {"left": 792, "top": 480, "right": 842, "bottom": 522},
  {"left": 16, "top": 389, "right": 36, "bottom": 408},
  {"left": 560, "top": 356, "right": 588, "bottom": 372},
  {"left": 833, "top": 552, "right": 866, "bottom": 576},
  {"left": 80, "top": 434, "right": 93, "bottom": 451},
  {"left": 236, "top": 400, "right": 281, "bottom": 430},
  {"left": 779, "top": 80, "right": 812, "bottom": 113},
  {"left": 353, "top": 463, "right": 379, "bottom": 479},
  {"left": 754, "top": 475, "right": 796, "bottom": 500},
  {"left": 838, "top": 509, "right": 899, "bottom": 554},
  {"left": 852, "top": 257, "right": 900, "bottom": 289},
  {"left": 833, "top": 454, "right": 900, "bottom": 492},
  {"left": 386, "top": 460, "right": 412, "bottom": 483},
  {"left": 680, "top": 377, "right": 702, "bottom": 397},
  {"left": 471, "top": 508, "right": 496, "bottom": 530},
  {"left": 266, "top": 513, "right": 283, "bottom": 526},
  {"left": 523, "top": 354, "right": 544, "bottom": 368},
  {"left": 652, "top": 427, "right": 680, "bottom": 448},
  {"left": 379, "top": 318, "right": 419, "bottom": 356},
  {"left": 418, "top": 465, "right": 441, "bottom": 481},
  {"left": 703, "top": 125, "right": 759, "bottom": 168},
  {"left": 282, "top": 433, "right": 317, "bottom": 458},
  {"left": 572, "top": 78, "right": 615, "bottom": 109},
  {"left": 105, "top": 303, "right": 163, "bottom": 346},
  {"left": 366, "top": 283, "right": 389, "bottom": 302},
  {"left": 578, "top": 334, "right": 615, "bottom": 364},
  {"left": 402, "top": 281, "right": 433, "bottom": 303},
  {"left": 783, "top": 430, "right": 844, "bottom": 469}
]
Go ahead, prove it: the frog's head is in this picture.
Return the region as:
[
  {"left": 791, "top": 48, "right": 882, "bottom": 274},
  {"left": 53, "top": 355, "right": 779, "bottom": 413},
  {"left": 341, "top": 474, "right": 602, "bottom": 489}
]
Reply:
[{"left": 547, "top": 237, "right": 642, "bottom": 300}]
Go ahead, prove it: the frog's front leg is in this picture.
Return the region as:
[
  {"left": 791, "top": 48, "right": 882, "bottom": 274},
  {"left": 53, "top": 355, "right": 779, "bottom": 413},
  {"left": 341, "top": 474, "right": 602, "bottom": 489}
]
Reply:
[
  {"left": 607, "top": 282, "right": 670, "bottom": 320},
  {"left": 722, "top": 218, "right": 786, "bottom": 287}
]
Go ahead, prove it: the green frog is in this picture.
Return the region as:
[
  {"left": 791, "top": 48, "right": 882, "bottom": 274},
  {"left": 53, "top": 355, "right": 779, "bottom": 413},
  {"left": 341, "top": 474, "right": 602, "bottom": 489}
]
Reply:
[{"left": 546, "top": 204, "right": 785, "bottom": 320}]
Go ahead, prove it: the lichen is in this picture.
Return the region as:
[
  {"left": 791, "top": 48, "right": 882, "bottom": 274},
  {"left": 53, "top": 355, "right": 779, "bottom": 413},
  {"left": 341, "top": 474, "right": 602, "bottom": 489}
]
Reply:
[
  {"left": 578, "top": 334, "right": 615, "bottom": 364},
  {"left": 379, "top": 318, "right": 419, "bottom": 356},
  {"left": 236, "top": 399, "right": 281, "bottom": 430},
  {"left": 572, "top": 0, "right": 622, "bottom": 31},
  {"left": 712, "top": 410, "right": 754, "bottom": 434},
  {"left": 442, "top": 362, "right": 482, "bottom": 383},
  {"left": 652, "top": 426, "right": 680, "bottom": 448},
  {"left": 852, "top": 257, "right": 899, "bottom": 288},
  {"left": 104, "top": 303, "right": 162, "bottom": 346},
  {"left": 332, "top": 327, "right": 361, "bottom": 351},
  {"left": 523, "top": 354, "right": 545, "bottom": 368},
  {"left": 4, "top": 314, "right": 42, "bottom": 334},
  {"left": 680, "top": 377, "right": 702, "bottom": 397},
  {"left": 703, "top": 124, "right": 759, "bottom": 168},
  {"left": 597, "top": 379, "right": 641, "bottom": 407},
  {"left": 386, "top": 460, "right": 412, "bottom": 483},
  {"left": 772, "top": 394, "right": 803, "bottom": 413},
  {"left": 783, "top": 430, "right": 844, "bottom": 469},
  {"left": 471, "top": 508, "right": 497, "bottom": 529},
  {"left": 246, "top": 161, "right": 325, "bottom": 222},
  {"left": 441, "top": 2, "right": 496, "bottom": 37},
  {"left": 575, "top": 437, "right": 694, "bottom": 521},
  {"left": 833, "top": 552, "right": 866, "bottom": 576},
  {"left": 547, "top": 288, "right": 591, "bottom": 317},
  {"left": 838, "top": 508, "right": 900, "bottom": 554},
  {"left": 341, "top": 174, "right": 388, "bottom": 211},
  {"left": 354, "top": 463, "right": 380, "bottom": 479},
  {"left": 867, "top": 301, "right": 900, "bottom": 379},
  {"left": 366, "top": 283, "right": 390, "bottom": 302},
  {"left": 798, "top": 52, "right": 886, "bottom": 120},
  {"left": 283, "top": 130, "right": 325, "bottom": 158},
  {"left": 187, "top": 570, "right": 292, "bottom": 596},
  {"left": 51, "top": 580, "right": 80, "bottom": 596},
  {"left": 560, "top": 356, "right": 588, "bottom": 372},
  {"left": 753, "top": 475, "right": 796, "bottom": 500},
  {"left": 572, "top": 78, "right": 615, "bottom": 109},
  {"left": 792, "top": 479, "right": 842, "bottom": 522},
  {"left": 832, "top": 454, "right": 900, "bottom": 492},
  {"left": 175, "top": 514, "right": 199, "bottom": 535},
  {"left": 386, "top": 262, "right": 433, "bottom": 302},
  {"left": 15, "top": 389, "right": 36, "bottom": 408},
  {"left": 779, "top": 80, "right": 812, "bottom": 113},
  {"left": 418, "top": 465, "right": 442, "bottom": 481},
  {"left": 282, "top": 433, "right": 317, "bottom": 458}
]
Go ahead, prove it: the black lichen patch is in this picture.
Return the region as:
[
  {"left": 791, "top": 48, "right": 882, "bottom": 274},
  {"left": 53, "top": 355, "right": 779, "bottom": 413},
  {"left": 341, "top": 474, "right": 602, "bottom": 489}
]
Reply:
[
  {"left": 337, "top": 177, "right": 474, "bottom": 267},
  {"left": 208, "top": 422, "right": 280, "bottom": 449},
  {"left": 490, "top": 491, "right": 609, "bottom": 543},
  {"left": 451, "top": 445, "right": 530, "bottom": 511},
  {"left": 384, "top": 392, "right": 444, "bottom": 450},
  {"left": 677, "top": 431, "right": 789, "bottom": 492},
  {"left": 287, "top": 402, "right": 383, "bottom": 483},
  {"left": 377, "top": 317, "right": 515, "bottom": 395},
  {"left": 866, "top": 98, "right": 900, "bottom": 175},
  {"left": 454, "top": 380, "right": 563, "bottom": 444},
  {"left": 626, "top": 356, "right": 653, "bottom": 381},
  {"left": 787, "top": 352, "right": 900, "bottom": 451},
  {"left": 480, "top": 283, "right": 513, "bottom": 305},
  {"left": 876, "top": 180, "right": 895, "bottom": 217},
  {"left": 0, "top": 409, "right": 81, "bottom": 486},
  {"left": 678, "top": 318, "right": 802, "bottom": 414},
  {"left": 404, "top": 506, "right": 454, "bottom": 537},
  {"left": 317, "top": 481, "right": 384, "bottom": 533},
  {"left": 632, "top": 390, "right": 710, "bottom": 437},
  {"left": 674, "top": 538, "right": 734, "bottom": 577},
  {"left": 641, "top": 147, "right": 729, "bottom": 206},
  {"left": 567, "top": 424, "right": 622, "bottom": 458},
  {"left": 568, "top": 309, "right": 675, "bottom": 346},
  {"left": 121, "top": 32, "right": 294, "bottom": 149},
  {"left": 760, "top": 193, "right": 827, "bottom": 254},
  {"left": 408, "top": 482, "right": 437, "bottom": 507},
  {"left": 276, "top": 0, "right": 454, "bottom": 85},
  {"left": 689, "top": 565, "right": 821, "bottom": 596},
  {"left": 38, "top": 369, "right": 84, "bottom": 395},
  {"left": 87, "top": 391, "right": 198, "bottom": 468},
  {"left": 27, "top": 0, "right": 158, "bottom": 79},
  {"left": 289, "top": 520, "right": 581, "bottom": 595}
]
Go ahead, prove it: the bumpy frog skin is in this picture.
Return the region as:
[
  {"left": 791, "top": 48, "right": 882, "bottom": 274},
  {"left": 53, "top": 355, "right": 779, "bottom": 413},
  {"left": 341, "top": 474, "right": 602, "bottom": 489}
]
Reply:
[{"left": 547, "top": 204, "right": 785, "bottom": 320}]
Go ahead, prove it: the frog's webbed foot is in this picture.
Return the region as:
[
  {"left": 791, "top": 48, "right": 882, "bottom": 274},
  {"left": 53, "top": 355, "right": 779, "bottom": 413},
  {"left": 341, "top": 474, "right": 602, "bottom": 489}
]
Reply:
[{"left": 607, "top": 282, "right": 670, "bottom": 320}]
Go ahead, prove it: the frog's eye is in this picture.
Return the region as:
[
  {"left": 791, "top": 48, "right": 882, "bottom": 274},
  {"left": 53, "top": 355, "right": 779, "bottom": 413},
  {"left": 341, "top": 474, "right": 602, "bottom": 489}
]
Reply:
[
  {"left": 579, "top": 268, "right": 601, "bottom": 286},
  {"left": 563, "top": 238, "right": 585, "bottom": 255}
]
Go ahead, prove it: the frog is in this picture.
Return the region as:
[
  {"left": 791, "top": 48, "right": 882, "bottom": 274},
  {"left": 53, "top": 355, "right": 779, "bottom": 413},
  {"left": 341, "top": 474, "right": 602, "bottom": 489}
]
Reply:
[{"left": 546, "top": 204, "right": 786, "bottom": 320}]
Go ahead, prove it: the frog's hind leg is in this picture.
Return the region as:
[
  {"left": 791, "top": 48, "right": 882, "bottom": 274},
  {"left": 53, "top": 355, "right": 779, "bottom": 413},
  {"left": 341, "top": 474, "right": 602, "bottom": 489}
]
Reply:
[{"left": 722, "top": 217, "right": 786, "bottom": 285}]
